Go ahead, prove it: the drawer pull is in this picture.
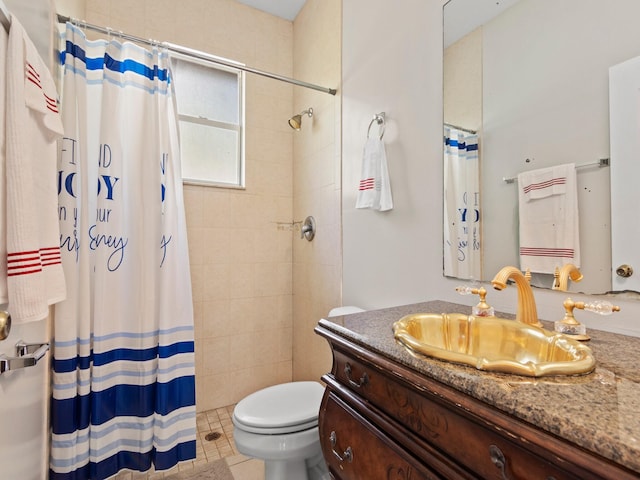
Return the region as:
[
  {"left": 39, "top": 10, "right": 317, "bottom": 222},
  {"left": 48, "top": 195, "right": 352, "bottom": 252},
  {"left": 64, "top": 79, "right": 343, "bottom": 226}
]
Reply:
[
  {"left": 344, "top": 362, "right": 369, "bottom": 388},
  {"left": 489, "top": 444, "right": 511, "bottom": 480},
  {"left": 330, "top": 431, "right": 353, "bottom": 463}
]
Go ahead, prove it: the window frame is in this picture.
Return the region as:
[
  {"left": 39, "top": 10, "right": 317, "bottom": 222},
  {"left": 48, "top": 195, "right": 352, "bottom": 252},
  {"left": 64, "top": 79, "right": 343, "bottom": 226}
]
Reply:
[{"left": 171, "top": 52, "right": 246, "bottom": 189}]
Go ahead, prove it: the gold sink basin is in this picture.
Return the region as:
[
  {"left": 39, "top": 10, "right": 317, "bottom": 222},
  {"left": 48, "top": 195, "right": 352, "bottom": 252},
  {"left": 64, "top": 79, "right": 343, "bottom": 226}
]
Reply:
[{"left": 392, "top": 313, "right": 595, "bottom": 377}]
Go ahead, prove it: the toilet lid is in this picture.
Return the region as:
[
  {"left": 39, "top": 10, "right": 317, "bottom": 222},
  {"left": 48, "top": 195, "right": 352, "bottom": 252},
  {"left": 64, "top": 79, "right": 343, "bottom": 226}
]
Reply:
[{"left": 233, "top": 381, "right": 324, "bottom": 434}]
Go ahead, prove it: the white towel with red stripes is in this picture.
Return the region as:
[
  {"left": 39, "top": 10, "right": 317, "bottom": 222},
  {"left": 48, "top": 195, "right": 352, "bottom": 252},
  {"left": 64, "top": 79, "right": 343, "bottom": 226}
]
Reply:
[
  {"left": 517, "top": 163, "right": 580, "bottom": 274},
  {"left": 0, "top": 15, "right": 66, "bottom": 322},
  {"left": 355, "top": 136, "right": 393, "bottom": 211}
]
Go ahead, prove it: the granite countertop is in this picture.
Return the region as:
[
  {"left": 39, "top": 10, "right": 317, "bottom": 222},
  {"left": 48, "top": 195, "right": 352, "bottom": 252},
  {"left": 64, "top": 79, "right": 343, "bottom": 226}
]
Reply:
[{"left": 319, "top": 300, "right": 640, "bottom": 474}]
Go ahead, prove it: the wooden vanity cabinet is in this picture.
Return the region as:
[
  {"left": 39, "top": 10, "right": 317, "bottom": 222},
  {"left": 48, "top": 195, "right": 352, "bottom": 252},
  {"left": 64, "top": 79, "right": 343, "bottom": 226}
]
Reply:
[
  {"left": 316, "top": 324, "right": 639, "bottom": 480},
  {"left": 320, "top": 390, "right": 442, "bottom": 480}
]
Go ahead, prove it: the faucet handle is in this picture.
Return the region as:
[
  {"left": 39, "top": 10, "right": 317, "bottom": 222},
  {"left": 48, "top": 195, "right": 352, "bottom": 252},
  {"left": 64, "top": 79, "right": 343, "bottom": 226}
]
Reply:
[
  {"left": 554, "top": 298, "right": 620, "bottom": 341},
  {"left": 455, "top": 285, "right": 476, "bottom": 295},
  {"left": 555, "top": 297, "right": 589, "bottom": 340},
  {"left": 580, "top": 300, "right": 620, "bottom": 316},
  {"left": 456, "top": 286, "right": 495, "bottom": 317}
]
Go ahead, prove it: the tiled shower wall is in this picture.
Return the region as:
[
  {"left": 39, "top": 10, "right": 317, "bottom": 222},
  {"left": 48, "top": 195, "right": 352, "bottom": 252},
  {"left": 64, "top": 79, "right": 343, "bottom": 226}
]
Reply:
[
  {"left": 56, "top": 0, "right": 341, "bottom": 412},
  {"left": 292, "top": 0, "right": 342, "bottom": 382}
]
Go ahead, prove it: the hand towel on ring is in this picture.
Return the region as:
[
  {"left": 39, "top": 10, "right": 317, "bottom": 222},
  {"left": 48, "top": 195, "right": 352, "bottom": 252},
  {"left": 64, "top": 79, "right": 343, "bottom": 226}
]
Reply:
[{"left": 356, "top": 136, "right": 393, "bottom": 211}]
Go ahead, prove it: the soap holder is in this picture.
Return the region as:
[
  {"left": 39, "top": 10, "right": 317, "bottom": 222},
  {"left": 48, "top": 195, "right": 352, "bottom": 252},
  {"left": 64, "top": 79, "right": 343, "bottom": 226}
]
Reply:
[
  {"left": 554, "top": 298, "right": 620, "bottom": 341},
  {"left": 456, "top": 285, "right": 495, "bottom": 317}
]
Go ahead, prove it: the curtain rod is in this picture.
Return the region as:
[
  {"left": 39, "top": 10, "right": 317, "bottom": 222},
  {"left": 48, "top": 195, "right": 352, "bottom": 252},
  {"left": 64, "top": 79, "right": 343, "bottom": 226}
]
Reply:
[
  {"left": 56, "top": 14, "right": 337, "bottom": 96},
  {"left": 444, "top": 123, "right": 477, "bottom": 135}
]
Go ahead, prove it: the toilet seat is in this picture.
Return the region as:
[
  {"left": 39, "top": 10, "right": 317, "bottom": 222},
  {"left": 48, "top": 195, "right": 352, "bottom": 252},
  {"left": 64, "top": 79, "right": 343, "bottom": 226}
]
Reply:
[{"left": 233, "top": 381, "right": 325, "bottom": 435}]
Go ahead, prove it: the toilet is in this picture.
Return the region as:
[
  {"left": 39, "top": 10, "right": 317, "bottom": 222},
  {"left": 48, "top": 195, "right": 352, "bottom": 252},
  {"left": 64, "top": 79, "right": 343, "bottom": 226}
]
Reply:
[
  {"left": 232, "top": 381, "right": 329, "bottom": 480},
  {"left": 232, "top": 308, "right": 364, "bottom": 479}
]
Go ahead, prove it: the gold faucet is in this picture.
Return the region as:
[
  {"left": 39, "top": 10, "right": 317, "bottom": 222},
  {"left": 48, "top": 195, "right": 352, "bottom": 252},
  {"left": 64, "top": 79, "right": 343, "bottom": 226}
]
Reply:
[
  {"left": 553, "top": 264, "right": 583, "bottom": 291},
  {"left": 491, "top": 266, "right": 543, "bottom": 328}
]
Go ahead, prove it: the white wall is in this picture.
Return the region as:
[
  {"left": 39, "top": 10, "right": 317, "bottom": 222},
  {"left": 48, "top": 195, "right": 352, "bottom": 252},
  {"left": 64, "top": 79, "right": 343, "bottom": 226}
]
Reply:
[
  {"left": 5, "top": 0, "right": 54, "bottom": 65},
  {"left": 342, "top": 0, "right": 640, "bottom": 338},
  {"left": 342, "top": 0, "right": 443, "bottom": 309}
]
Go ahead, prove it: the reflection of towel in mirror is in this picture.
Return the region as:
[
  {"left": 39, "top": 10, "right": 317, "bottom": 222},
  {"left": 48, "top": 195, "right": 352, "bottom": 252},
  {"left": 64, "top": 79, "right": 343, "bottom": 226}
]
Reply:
[
  {"left": 356, "top": 137, "right": 393, "bottom": 211},
  {"left": 517, "top": 163, "right": 580, "bottom": 274}
]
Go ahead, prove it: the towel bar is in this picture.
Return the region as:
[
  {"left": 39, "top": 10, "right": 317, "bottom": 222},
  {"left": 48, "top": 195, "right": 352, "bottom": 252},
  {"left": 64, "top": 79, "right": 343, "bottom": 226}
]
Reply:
[{"left": 503, "top": 158, "right": 609, "bottom": 184}]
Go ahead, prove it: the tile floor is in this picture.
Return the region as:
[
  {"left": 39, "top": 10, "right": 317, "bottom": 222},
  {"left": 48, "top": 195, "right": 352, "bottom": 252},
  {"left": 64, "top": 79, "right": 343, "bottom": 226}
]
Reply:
[{"left": 113, "top": 405, "right": 264, "bottom": 479}]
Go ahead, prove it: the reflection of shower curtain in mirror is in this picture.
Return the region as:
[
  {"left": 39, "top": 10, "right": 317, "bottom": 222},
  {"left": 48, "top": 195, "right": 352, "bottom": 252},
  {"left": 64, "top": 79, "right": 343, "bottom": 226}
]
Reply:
[{"left": 444, "top": 126, "right": 481, "bottom": 280}]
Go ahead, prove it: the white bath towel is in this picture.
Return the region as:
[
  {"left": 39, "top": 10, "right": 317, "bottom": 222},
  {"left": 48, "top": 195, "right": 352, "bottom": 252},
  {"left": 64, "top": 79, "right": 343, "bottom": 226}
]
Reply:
[
  {"left": 356, "top": 136, "right": 393, "bottom": 211},
  {"left": 0, "top": 15, "right": 66, "bottom": 322},
  {"left": 517, "top": 163, "right": 580, "bottom": 274}
]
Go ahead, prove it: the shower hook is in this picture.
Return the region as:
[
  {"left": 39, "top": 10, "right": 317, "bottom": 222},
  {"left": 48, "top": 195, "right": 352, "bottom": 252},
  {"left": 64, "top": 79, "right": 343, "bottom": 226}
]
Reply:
[{"left": 367, "top": 112, "right": 386, "bottom": 140}]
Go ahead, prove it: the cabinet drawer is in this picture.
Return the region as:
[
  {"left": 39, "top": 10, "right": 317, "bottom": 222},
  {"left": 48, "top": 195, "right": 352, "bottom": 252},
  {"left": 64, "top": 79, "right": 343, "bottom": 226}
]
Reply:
[
  {"left": 332, "top": 349, "right": 583, "bottom": 480},
  {"left": 319, "top": 390, "right": 441, "bottom": 480}
]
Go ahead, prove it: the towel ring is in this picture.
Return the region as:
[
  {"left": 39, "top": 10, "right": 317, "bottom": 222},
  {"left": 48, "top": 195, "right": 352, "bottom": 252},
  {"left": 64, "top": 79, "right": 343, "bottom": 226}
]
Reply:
[{"left": 367, "top": 112, "right": 386, "bottom": 140}]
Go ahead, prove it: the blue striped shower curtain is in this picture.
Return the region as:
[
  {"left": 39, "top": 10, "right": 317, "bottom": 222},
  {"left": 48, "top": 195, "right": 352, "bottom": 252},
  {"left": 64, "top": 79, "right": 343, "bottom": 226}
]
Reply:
[
  {"left": 50, "top": 23, "right": 196, "bottom": 479},
  {"left": 443, "top": 126, "right": 481, "bottom": 280}
]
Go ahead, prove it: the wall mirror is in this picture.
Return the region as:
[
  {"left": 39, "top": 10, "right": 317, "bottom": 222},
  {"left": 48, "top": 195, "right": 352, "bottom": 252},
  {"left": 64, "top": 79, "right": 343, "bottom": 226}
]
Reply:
[{"left": 443, "top": 0, "right": 640, "bottom": 295}]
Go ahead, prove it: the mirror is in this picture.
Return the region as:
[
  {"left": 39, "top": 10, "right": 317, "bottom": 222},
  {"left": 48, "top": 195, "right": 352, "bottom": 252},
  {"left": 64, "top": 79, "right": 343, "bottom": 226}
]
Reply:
[{"left": 443, "top": 0, "right": 640, "bottom": 295}]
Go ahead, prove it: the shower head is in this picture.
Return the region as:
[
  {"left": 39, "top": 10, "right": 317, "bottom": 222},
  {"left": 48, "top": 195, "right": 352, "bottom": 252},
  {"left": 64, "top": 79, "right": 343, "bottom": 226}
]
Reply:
[{"left": 288, "top": 108, "right": 313, "bottom": 130}]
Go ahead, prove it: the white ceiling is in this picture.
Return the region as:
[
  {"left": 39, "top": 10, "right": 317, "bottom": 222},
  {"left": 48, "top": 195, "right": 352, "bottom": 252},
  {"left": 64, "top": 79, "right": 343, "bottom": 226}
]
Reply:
[{"left": 235, "top": 0, "right": 307, "bottom": 21}]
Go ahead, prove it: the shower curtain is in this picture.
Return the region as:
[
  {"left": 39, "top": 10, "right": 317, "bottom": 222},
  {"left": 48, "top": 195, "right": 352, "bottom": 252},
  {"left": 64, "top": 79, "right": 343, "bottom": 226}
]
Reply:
[
  {"left": 443, "top": 125, "right": 481, "bottom": 280},
  {"left": 50, "top": 23, "right": 196, "bottom": 479}
]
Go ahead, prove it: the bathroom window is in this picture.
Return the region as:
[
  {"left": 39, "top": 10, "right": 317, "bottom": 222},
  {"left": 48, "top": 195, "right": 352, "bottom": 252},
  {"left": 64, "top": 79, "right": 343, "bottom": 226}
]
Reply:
[{"left": 172, "top": 54, "right": 245, "bottom": 188}]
